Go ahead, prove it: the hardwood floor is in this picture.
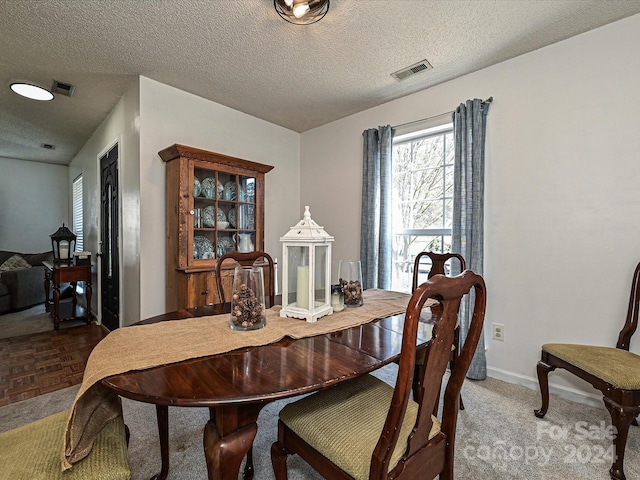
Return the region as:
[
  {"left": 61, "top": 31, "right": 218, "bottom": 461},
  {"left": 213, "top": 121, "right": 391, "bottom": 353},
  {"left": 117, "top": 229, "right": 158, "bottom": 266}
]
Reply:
[{"left": 0, "top": 324, "right": 108, "bottom": 407}]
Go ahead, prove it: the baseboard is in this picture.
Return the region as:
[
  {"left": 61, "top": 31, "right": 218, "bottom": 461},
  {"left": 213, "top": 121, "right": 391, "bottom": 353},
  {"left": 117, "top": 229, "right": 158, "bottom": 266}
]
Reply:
[
  {"left": 98, "top": 323, "right": 110, "bottom": 334},
  {"left": 487, "top": 366, "right": 604, "bottom": 409}
]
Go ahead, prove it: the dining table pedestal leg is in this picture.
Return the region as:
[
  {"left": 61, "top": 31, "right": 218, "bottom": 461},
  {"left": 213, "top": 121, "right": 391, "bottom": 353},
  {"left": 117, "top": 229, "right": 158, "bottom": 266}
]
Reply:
[{"left": 203, "top": 405, "right": 262, "bottom": 480}]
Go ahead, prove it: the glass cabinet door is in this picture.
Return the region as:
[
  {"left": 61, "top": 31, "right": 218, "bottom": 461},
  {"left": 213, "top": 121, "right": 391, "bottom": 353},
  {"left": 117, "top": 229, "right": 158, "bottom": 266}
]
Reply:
[{"left": 191, "top": 167, "right": 257, "bottom": 263}]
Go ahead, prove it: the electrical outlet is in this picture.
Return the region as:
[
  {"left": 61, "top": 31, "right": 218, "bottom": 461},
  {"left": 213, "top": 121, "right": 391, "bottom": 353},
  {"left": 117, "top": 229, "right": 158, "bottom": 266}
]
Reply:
[{"left": 492, "top": 323, "right": 505, "bottom": 341}]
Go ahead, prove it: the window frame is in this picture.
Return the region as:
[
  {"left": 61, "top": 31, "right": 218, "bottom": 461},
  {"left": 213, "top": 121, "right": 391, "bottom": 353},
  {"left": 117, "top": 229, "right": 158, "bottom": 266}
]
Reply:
[{"left": 390, "top": 122, "right": 454, "bottom": 292}]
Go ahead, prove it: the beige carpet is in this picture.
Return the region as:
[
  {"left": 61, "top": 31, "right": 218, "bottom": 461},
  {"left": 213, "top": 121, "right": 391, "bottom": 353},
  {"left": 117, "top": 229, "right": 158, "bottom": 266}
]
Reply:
[
  {"left": 1, "top": 364, "right": 638, "bottom": 480},
  {"left": 0, "top": 304, "right": 88, "bottom": 339}
]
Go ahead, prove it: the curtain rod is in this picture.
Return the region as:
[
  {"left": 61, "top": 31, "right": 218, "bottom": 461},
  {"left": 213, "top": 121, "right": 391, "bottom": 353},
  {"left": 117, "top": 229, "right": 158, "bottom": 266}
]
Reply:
[{"left": 392, "top": 96, "right": 493, "bottom": 129}]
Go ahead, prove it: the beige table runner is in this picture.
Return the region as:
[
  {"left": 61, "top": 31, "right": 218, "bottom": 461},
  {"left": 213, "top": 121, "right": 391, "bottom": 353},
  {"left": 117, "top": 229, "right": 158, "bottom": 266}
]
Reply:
[{"left": 63, "top": 289, "right": 420, "bottom": 470}]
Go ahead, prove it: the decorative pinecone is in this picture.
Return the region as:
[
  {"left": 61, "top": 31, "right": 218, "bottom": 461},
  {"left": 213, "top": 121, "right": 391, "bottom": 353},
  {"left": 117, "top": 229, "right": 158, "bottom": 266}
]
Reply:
[
  {"left": 231, "top": 283, "right": 265, "bottom": 328},
  {"left": 340, "top": 278, "right": 363, "bottom": 306}
]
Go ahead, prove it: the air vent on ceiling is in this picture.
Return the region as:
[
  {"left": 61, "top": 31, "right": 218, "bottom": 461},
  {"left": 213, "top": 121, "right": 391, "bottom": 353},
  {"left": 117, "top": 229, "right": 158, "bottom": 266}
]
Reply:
[
  {"left": 51, "top": 80, "right": 76, "bottom": 97},
  {"left": 41, "top": 143, "right": 55, "bottom": 150},
  {"left": 391, "top": 59, "right": 433, "bottom": 82}
]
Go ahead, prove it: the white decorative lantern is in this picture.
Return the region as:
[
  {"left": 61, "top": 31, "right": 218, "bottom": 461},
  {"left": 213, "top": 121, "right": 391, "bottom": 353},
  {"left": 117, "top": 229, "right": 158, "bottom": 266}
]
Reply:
[{"left": 280, "top": 206, "right": 334, "bottom": 322}]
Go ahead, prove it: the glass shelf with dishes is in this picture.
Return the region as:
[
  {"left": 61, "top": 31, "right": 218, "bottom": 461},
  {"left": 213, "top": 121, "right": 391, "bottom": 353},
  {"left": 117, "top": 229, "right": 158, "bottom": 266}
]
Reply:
[
  {"left": 191, "top": 167, "right": 219, "bottom": 261},
  {"left": 191, "top": 169, "right": 258, "bottom": 260}
]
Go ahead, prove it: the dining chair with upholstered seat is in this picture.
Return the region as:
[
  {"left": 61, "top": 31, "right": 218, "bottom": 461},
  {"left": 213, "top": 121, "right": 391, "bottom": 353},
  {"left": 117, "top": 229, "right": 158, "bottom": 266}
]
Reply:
[
  {"left": 271, "top": 270, "right": 486, "bottom": 480},
  {"left": 535, "top": 261, "right": 640, "bottom": 480},
  {"left": 0, "top": 408, "right": 130, "bottom": 480},
  {"left": 215, "top": 250, "right": 276, "bottom": 307},
  {"left": 412, "top": 251, "right": 466, "bottom": 406}
]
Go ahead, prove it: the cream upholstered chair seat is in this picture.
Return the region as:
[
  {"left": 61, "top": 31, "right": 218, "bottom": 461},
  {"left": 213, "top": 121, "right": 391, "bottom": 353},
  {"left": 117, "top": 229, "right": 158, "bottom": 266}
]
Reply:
[
  {"left": 542, "top": 343, "right": 640, "bottom": 390},
  {"left": 0, "top": 409, "right": 130, "bottom": 480},
  {"left": 279, "top": 374, "right": 441, "bottom": 480}
]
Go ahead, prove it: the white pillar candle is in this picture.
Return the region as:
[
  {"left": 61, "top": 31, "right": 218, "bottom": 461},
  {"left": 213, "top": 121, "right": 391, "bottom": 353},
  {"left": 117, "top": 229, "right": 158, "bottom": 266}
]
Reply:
[
  {"left": 296, "top": 265, "right": 309, "bottom": 309},
  {"left": 59, "top": 243, "right": 69, "bottom": 260}
]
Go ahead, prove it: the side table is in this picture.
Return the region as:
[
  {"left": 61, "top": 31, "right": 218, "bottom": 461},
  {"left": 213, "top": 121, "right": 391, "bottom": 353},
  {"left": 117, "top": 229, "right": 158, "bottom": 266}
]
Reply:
[{"left": 43, "top": 261, "right": 92, "bottom": 330}]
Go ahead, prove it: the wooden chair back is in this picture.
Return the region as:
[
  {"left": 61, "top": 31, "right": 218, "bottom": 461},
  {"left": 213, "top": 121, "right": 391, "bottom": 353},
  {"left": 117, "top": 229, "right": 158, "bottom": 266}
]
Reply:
[
  {"left": 412, "top": 251, "right": 466, "bottom": 291},
  {"left": 373, "top": 270, "right": 486, "bottom": 479},
  {"left": 214, "top": 251, "right": 276, "bottom": 307},
  {"left": 616, "top": 261, "right": 640, "bottom": 351},
  {"left": 410, "top": 252, "right": 467, "bottom": 407}
]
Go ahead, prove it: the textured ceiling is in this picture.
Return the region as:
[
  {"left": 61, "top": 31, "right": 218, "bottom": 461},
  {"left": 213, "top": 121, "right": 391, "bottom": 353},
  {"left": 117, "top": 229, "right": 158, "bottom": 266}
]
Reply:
[{"left": 1, "top": 0, "right": 640, "bottom": 165}]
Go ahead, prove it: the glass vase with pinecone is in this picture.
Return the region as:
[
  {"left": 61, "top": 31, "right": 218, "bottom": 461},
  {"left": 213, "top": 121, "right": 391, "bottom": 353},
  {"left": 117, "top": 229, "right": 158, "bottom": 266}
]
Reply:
[{"left": 230, "top": 266, "right": 267, "bottom": 330}]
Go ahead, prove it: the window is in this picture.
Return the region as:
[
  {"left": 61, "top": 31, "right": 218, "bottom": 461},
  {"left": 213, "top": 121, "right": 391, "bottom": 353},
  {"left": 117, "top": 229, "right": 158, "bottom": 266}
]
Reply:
[
  {"left": 391, "top": 124, "right": 454, "bottom": 292},
  {"left": 72, "top": 175, "right": 83, "bottom": 252}
]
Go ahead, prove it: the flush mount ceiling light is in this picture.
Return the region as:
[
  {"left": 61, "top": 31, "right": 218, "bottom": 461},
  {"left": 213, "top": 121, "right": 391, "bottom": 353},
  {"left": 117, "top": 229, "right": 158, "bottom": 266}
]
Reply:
[
  {"left": 274, "top": 0, "right": 329, "bottom": 25},
  {"left": 10, "top": 82, "right": 54, "bottom": 101}
]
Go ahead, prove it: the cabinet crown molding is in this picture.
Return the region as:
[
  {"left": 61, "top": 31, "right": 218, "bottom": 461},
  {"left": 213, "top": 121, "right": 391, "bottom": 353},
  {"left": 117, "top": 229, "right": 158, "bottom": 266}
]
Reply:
[{"left": 159, "top": 144, "right": 274, "bottom": 174}]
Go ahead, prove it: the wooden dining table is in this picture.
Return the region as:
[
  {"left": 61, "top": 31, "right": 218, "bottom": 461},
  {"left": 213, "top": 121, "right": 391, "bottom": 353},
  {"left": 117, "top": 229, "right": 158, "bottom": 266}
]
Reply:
[{"left": 101, "top": 298, "right": 436, "bottom": 480}]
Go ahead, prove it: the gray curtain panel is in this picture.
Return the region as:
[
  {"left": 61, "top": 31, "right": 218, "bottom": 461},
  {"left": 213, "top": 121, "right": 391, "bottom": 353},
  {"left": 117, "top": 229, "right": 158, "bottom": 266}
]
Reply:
[
  {"left": 452, "top": 98, "right": 491, "bottom": 380},
  {"left": 360, "top": 125, "right": 394, "bottom": 290}
]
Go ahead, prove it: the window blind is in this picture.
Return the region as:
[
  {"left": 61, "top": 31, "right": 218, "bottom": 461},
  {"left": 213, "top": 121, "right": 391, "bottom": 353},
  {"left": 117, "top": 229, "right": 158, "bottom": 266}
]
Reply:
[{"left": 72, "top": 175, "right": 83, "bottom": 252}]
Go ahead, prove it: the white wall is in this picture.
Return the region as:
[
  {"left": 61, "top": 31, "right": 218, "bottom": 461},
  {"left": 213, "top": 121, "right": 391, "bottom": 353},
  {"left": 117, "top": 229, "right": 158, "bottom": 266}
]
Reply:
[
  {"left": 67, "top": 76, "right": 300, "bottom": 326},
  {"left": 138, "top": 77, "right": 300, "bottom": 321},
  {"left": 0, "top": 157, "right": 68, "bottom": 253},
  {"left": 68, "top": 78, "right": 141, "bottom": 320},
  {"left": 300, "top": 14, "right": 640, "bottom": 405}
]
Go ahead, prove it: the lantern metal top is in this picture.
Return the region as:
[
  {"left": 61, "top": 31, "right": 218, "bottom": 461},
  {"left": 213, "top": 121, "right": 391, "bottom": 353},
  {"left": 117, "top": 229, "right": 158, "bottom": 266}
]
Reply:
[
  {"left": 280, "top": 206, "right": 334, "bottom": 243},
  {"left": 50, "top": 223, "right": 76, "bottom": 242}
]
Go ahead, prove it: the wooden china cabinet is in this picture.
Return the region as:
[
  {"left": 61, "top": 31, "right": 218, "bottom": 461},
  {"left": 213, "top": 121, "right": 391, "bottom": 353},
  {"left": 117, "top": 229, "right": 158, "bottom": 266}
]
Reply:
[{"left": 159, "top": 144, "right": 274, "bottom": 311}]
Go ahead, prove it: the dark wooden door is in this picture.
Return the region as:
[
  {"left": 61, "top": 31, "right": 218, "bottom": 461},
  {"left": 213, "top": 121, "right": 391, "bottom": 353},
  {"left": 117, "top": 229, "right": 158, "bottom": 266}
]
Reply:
[{"left": 100, "top": 144, "right": 120, "bottom": 331}]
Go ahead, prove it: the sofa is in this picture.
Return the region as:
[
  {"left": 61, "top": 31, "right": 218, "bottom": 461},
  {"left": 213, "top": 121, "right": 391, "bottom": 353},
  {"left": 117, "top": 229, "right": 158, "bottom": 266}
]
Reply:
[{"left": 0, "top": 250, "right": 53, "bottom": 313}]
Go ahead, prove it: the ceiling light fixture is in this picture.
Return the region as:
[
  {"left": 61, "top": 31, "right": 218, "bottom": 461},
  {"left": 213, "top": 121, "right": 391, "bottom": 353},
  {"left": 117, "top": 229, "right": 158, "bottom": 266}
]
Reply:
[
  {"left": 274, "top": 0, "right": 329, "bottom": 25},
  {"left": 10, "top": 82, "right": 54, "bottom": 101}
]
